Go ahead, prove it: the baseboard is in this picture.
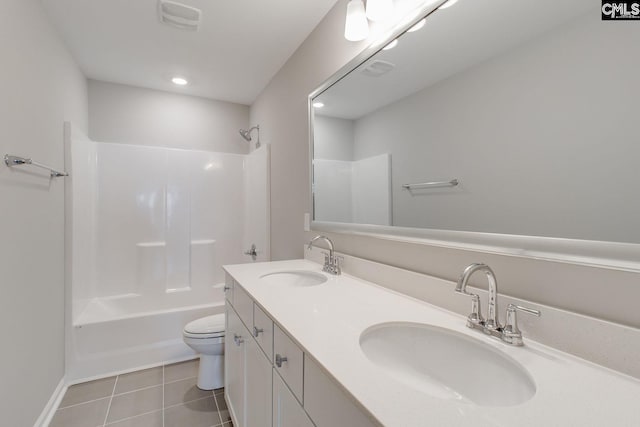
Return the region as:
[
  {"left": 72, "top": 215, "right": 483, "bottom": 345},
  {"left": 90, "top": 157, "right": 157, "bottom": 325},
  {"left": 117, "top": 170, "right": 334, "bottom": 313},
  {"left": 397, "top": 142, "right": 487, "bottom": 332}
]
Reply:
[
  {"left": 34, "top": 377, "right": 67, "bottom": 427},
  {"left": 67, "top": 354, "right": 198, "bottom": 387}
]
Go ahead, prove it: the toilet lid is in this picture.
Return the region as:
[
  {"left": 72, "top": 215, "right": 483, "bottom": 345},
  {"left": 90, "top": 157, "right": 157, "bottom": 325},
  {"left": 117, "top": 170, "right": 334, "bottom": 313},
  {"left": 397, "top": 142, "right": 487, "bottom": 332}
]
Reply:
[{"left": 184, "top": 314, "right": 225, "bottom": 335}]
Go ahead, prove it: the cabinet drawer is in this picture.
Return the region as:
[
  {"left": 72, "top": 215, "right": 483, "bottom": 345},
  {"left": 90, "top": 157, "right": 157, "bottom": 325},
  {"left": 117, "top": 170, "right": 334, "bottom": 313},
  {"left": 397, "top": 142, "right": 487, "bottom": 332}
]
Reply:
[
  {"left": 233, "top": 283, "right": 253, "bottom": 329},
  {"left": 273, "top": 325, "right": 304, "bottom": 403},
  {"left": 253, "top": 304, "right": 274, "bottom": 362},
  {"left": 224, "top": 274, "right": 235, "bottom": 304}
]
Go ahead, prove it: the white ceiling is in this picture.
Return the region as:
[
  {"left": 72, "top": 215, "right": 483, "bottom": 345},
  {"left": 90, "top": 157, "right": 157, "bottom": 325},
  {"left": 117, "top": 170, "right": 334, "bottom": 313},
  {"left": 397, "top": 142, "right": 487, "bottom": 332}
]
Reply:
[
  {"left": 316, "top": 0, "right": 597, "bottom": 120},
  {"left": 42, "top": 0, "right": 339, "bottom": 105}
]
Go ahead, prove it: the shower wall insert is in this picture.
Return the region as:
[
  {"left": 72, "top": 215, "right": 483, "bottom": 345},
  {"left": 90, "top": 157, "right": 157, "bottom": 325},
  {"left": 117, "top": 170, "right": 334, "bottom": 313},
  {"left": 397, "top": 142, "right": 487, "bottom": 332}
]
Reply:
[{"left": 64, "top": 123, "right": 270, "bottom": 381}]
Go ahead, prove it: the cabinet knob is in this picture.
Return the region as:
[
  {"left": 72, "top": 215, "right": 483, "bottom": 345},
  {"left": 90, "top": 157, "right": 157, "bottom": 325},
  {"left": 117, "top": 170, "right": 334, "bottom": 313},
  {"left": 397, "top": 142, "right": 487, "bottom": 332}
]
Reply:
[
  {"left": 275, "top": 353, "right": 288, "bottom": 368},
  {"left": 253, "top": 326, "right": 264, "bottom": 337},
  {"left": 233, "top": 334, "right": 244, "bottom": 346},
  {"left": 223, "top": 285, "right": 231, "bottom": 292}
]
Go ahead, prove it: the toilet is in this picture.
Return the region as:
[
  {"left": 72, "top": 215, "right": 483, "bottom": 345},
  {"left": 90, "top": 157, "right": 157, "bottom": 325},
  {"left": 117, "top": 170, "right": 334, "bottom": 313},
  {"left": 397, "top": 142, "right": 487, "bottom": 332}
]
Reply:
[{"left": 183, "top": 314, "right": 225, "bottom": 390}]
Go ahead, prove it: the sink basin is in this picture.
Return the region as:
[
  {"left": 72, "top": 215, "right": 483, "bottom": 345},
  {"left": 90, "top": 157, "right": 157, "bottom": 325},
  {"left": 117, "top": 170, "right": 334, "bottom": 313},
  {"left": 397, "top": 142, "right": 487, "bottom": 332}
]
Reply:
[
  {"left": 360, "top": 322, "right": 536, "bottom": 406},
  {"left": 259, "top": 270, "right": 328, "bottom": 287}
]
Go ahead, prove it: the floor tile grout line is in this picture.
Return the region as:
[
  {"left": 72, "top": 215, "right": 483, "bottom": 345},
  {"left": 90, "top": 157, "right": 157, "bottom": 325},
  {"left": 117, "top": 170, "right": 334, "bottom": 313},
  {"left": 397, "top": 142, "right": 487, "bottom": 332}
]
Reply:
[
  {"left": 162, "top": 364, "right": 165, "bottom": 427},
  {"left": 57, "top": 395, "right": 113, "bottom": 410},
  {"left": 163, "top": 374, "right": 199, "bottom": 386},
  {"left": 212, "top": 388, "right": 224, "bottom": 427},
  {"left": 102, "top": 408, "right": 163, "bottom": 426},
  {"left": 102, "top": 375, "right": 119, "bottom": 426},
  {"left": 111, "top": 382, "right": 164, "bottom": 398},
  {"left": 163, "top": 394, "right": 215, "bottom": 410}
]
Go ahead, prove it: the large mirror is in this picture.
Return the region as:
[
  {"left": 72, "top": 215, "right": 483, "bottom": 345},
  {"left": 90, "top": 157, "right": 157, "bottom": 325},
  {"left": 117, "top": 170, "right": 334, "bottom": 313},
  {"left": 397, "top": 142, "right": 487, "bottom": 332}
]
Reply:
[{"left": 310, "top": 0, "right": 640, "bottom": 267}]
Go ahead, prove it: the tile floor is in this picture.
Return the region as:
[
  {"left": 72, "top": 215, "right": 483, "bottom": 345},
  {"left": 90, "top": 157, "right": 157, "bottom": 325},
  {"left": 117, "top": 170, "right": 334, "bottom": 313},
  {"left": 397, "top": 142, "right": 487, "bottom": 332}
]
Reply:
[{"left": 50, "top": 359, "right": 233, "bottom": 427}]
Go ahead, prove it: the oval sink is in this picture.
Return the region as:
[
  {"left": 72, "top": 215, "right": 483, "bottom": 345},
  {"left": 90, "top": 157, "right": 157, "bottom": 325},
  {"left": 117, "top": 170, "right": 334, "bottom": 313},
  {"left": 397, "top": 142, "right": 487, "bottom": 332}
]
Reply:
[
  {"left": 259, "top": 270, "right": 327, "bottom": 287},
  {"left": 360, "top": 322, "right": 536, "bottom": 406}
]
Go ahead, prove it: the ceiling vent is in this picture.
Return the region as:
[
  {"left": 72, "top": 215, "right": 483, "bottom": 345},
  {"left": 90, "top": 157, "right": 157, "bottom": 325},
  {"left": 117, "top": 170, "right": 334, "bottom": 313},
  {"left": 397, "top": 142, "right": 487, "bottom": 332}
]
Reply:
[
  {"left": 158, "top": 0, "right": 202, "bottom": 31},
  {"left": 361, "top": 60, "right": 395, "bottom": 77}
]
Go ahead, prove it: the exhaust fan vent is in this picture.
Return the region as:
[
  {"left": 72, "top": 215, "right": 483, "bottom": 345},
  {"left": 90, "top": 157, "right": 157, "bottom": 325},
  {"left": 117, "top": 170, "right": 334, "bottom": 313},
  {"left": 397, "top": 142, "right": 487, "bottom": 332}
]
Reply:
[
  {"left": 361, "top": 60, "right": 395, "bottom": 77},
  {"left": 158, "top": 0, "right": 201, "bottom": 31}
]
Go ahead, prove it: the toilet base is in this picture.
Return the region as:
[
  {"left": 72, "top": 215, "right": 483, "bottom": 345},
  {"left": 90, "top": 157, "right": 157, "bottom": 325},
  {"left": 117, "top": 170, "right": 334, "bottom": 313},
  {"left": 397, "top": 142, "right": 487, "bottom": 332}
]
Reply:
[{"left": 197, "top": 354, "right": 224, "bottom": 390}]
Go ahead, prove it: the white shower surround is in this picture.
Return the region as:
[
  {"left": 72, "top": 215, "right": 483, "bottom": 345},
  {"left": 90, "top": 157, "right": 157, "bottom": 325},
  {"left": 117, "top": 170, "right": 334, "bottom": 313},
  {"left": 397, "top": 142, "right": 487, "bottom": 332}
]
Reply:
[{"left": 64, "top": 123, "right": 269, "bottom": 381}]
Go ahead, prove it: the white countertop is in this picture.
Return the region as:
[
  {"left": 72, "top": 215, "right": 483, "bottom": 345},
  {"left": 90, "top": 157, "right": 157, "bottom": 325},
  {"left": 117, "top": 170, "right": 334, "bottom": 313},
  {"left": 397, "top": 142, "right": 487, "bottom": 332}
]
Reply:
[{"left": 224, "top": 259, "right": 640, "bottom": 427}]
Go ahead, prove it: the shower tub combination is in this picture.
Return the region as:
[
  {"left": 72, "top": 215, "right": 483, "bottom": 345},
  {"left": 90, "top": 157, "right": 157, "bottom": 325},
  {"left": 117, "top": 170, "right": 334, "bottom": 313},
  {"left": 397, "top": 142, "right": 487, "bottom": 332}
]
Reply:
[{"left": 64, "top": 123, "right": 270, "bottom": 382}]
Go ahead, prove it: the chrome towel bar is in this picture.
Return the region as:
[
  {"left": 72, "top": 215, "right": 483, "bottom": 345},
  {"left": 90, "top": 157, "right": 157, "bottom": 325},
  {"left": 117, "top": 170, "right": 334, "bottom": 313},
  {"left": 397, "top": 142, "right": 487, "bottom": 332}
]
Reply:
[
  {"left": 402, "top": 179, "right": 458, "bottom": 190},
  {"left": 4, "top": 154, "right": 68, "bottom": 178}
]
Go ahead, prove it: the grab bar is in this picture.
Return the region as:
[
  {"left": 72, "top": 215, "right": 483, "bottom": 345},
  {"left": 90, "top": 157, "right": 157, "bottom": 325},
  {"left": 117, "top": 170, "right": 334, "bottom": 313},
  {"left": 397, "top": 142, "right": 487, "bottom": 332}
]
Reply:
[
  {"left": 402, "top": 179, "right": 459, "bottom": 190},
  {"left": 4, "top": 154, "right": 68, "bottom": 178}
]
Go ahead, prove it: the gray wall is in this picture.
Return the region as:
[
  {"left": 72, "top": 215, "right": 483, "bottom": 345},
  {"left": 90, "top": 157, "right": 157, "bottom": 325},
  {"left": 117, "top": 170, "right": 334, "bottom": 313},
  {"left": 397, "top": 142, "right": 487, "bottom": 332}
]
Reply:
[
  {"left": 89, "top": 80, "right": 250, "bottom": 153},
  {"left": 251, "top": 0, "right": 640, "bottom": 329},
  {"left": 314, "top": 115, "right": 354, "bottom": 161},
  {"left": 352, "top": 11, "right": 640, "bottom": 243},
  {"left": 250, "top": 1, "right": 368, "bottom": 261},
  {"left": 0, "top": 0, "right": 88, "bottom": 425}
]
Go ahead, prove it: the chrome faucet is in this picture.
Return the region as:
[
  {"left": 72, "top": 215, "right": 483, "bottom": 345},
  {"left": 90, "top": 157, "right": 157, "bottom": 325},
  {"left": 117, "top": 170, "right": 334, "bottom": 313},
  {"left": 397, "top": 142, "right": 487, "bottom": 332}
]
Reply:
[
  {"left": 456, "top": 263, "right": 501, "bottom": 331},
  {"left": 307, "top": 235, "right": 341, "bottom": 275},
  {"left": 455, "top": 263, "right": 540, "bottom": 346}
]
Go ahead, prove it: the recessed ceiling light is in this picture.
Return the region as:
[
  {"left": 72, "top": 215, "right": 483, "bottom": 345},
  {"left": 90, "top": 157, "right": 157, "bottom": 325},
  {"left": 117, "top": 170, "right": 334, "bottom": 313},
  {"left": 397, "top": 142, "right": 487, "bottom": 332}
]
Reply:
[
  {"left": 313, "top": 102, "right": 325, "bottom": 108},
  {"left": 438, "top": 0, "right": 459, "bottom": 10},
  {"left": 383, "top": 39, "right": 398, "bottom": 51},
  {"left": 408, "top": 18, "right": 426, "bottom": 32},
  {"left": 171, "top": 76, "right": 188, "bottom": 86}
]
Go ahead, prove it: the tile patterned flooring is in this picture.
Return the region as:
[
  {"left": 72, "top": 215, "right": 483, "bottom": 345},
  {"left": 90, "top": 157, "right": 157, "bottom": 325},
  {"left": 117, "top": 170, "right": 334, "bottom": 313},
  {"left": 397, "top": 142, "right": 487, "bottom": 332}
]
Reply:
[{"left": 50, "top": 359, "right": 233, "bottom": 427}]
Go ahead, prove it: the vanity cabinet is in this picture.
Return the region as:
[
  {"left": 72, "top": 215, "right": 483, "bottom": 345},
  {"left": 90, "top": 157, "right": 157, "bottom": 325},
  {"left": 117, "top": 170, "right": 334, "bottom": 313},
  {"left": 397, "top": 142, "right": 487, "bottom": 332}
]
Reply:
[
  {"left": 224, "top": 305, "right": 245, "bottom": 426},
  {"left": 225, "top": 276, "right": 378, "bottom": 427},
  {"left": 273, "top": 325, "right": 304, "bottom": 403},
  {"left": 304, "top": 356, "right": 377, "bottom": 427},
  {"left": 273, "top": 371, "right": 314, "bottom": 427},
  {"left": 225, "top": 303, "right": 272, "bottom": 427}
]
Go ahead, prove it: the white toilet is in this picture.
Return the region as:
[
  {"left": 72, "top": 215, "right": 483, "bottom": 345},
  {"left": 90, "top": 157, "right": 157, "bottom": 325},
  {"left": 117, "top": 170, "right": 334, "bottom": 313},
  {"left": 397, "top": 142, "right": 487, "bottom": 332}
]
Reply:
[{"left": 183, "top": 314, "right": 225, "bottom": 390}]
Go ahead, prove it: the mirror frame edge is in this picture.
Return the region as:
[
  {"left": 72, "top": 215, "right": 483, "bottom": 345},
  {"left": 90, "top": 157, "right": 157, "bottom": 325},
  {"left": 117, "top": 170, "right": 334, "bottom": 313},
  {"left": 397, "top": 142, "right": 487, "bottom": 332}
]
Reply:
[{"left": 307, "top": 1, "right": 640, "bottom": 272}]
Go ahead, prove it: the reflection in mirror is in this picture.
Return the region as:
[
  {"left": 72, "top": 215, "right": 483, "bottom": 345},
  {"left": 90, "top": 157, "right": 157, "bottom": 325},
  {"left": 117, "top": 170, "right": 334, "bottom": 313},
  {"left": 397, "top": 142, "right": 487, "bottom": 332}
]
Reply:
[{"left": 312, "top": 0, "right": 640, "bottom": 244}]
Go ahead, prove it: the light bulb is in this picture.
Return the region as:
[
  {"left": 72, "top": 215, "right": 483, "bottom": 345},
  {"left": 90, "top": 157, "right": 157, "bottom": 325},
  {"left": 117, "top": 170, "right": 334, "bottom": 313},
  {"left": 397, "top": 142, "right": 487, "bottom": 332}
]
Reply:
[
  {"left": 383, "top": 39, "right": 398, "bottom": 50},
  {"left": 408, "top": 18, "right": 426, "bottom": 32},
  {"left": 366, "top": 0, "right": 394, "bottom": 22},
  {"left": 313, "top": 102, "right": 325, "bottom": 108},
  {"left": 344, "top": 0, "right": 369, "bottom": 42}
]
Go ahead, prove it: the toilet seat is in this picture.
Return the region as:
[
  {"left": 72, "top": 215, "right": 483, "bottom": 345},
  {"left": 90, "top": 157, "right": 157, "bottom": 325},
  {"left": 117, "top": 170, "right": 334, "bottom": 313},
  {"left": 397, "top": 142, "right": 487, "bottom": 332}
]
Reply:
[{"left": 183, "top": 314, "right": 225, "bottom": 339}]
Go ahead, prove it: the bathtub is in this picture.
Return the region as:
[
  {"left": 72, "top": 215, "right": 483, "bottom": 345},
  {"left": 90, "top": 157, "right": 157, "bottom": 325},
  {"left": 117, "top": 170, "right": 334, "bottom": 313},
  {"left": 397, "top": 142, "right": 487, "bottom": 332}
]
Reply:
[{"left": 66, "top": 284, "right": 225, "bottom": 383}]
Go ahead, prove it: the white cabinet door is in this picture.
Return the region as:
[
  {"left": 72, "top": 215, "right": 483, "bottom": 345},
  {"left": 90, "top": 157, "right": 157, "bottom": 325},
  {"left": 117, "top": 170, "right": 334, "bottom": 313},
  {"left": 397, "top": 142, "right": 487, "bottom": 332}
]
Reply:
[
  {"left": 245, "top": 335, "right": 273, "bottom": 427},
  {"left": 273, "top": 373, "right": 314, "bottom": 427},
  {"left": 225, "top": 305, "right": 246, "bottom": 427},
  {"left": 273, "top": 325, "right": 304, "bottom": 403},
  {"left": 253, "top": 304, "right": 274, "bottom": 362}
]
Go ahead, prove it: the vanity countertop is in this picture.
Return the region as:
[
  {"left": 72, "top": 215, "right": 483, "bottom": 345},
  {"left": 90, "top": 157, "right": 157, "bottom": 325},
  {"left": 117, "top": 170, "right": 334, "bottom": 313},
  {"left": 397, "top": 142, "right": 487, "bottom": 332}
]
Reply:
[{"left": 223, "top": 259, "right": 640, "bottom": 427}]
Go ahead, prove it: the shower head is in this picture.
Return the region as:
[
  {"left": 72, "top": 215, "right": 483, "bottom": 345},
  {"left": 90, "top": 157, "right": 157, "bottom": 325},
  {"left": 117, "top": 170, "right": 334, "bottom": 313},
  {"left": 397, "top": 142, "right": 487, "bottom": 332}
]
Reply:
[
  {"left": 238, "top": 125, "right": 261, "bottom": 148},
  {"left": 239, "top": 129, "right": 252, "bottom": 141}
]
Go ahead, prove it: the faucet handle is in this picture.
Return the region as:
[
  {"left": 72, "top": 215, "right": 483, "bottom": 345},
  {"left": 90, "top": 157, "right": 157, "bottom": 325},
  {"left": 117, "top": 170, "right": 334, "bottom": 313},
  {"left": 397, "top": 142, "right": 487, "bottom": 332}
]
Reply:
[
  {"left": 321, "top": 252, "right": 342, "bottom": 275},
  {"left": 466, "top": 294, "right": 484, "bottom": 327},
  {"left": 503, "top": 304, "right": 541, "bottom": 346},
  {"left": 459, "top": 292, "right": 484, "bottom": 328}
]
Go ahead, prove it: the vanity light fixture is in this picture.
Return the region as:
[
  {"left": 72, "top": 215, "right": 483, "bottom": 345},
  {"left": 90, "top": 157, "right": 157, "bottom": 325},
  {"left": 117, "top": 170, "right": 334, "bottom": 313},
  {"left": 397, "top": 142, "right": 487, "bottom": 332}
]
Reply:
[
  {"left": 408, "top": 18, "right": 426, "bottom": 32},
  {"left": 344, "top": 0, "right": 369, "bottom": 41},
  {"left": 382, "top": 39, "right": 398, "bottom": 50},
  {"left": 171, "top": 76, "right": 188, "bottom": 85},
  {"left": 438, "top": 0, "right": 459, "bottom": 9},
  {"left": 344, "top": 0, "right": 396, "bottom": 41},
  {"left": 313, "top": 101, "right": 325, "bottom": 108},
  {"left": 366, "top": 0, "right": 394, "bottom": 22}
]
